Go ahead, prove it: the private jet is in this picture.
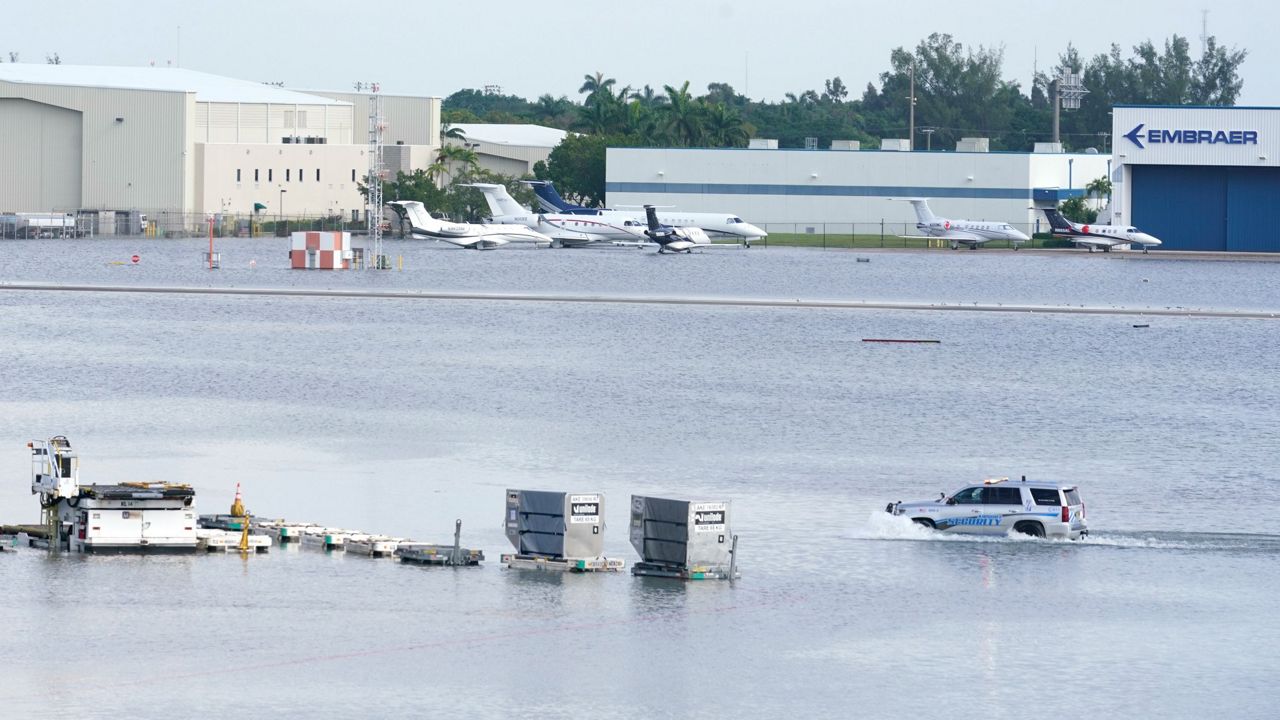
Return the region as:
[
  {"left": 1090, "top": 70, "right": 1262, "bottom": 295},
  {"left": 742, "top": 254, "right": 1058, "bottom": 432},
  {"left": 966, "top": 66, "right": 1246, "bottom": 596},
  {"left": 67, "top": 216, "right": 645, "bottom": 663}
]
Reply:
[
  {"left": 385, "top": 200, "right": 553, "bottom": 250},
  {"left": 1042, "top": 208, "right": 1163, "bottom": 253},
  {"left": 525, "top": 180, "right": 767, "bottom": 244},
  {"left": 623, "top": 205, "right": 736, "bottom": 253},
  {"left": 896, "top": 198, "right": 1029, "bottom": 250},
  {"left": 465, "top": 183, "right": 649, "bottom": 248}
]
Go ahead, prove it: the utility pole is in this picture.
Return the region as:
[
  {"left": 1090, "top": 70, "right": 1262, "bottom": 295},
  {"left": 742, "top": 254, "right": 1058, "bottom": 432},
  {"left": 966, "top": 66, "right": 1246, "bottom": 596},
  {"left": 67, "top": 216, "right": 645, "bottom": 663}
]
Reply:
[
  {"left": 1052, "top": 78, "right": 1060, "bottom": 145},
  {"left": 907, "top": 62, "right": 916, "bottom": 151}
]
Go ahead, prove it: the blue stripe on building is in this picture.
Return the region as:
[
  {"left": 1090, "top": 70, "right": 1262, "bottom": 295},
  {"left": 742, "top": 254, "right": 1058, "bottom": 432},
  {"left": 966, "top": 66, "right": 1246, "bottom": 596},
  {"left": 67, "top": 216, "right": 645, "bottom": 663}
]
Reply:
[{"left": 606, "top": 182, "right": 1032, "bottom": 200}]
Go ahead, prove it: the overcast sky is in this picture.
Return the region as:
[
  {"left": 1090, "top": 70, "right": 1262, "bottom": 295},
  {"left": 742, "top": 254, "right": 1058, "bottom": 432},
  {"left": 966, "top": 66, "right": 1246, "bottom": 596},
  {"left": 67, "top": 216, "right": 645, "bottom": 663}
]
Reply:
[{"left": 8, "top": 0, "right": 1274, "bottom": 104}]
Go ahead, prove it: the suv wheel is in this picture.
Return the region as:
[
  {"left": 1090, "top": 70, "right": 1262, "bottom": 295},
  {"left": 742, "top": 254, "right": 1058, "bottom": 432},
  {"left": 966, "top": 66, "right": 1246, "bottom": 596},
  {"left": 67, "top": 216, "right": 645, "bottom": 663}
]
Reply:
[
  {"left": 1013, "top": 521, "right": 1045, "bottom": 538},
  {"left": 912, "top": 518, "right": 935, "bottom": 529}
]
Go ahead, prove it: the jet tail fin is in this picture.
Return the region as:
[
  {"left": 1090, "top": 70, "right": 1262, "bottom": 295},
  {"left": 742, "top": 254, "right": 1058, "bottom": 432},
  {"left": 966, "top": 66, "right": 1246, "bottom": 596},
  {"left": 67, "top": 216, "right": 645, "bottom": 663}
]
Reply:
[
  {"left": 905, "top": 199, "right": 936, "bottom": 224},
  {"left": 644, "top": 205, "right": 662, "bottom": 232},
  {"left": 387, "top": 200, "right": 440, "bottom": 233},
  {"left": 464, "top": 183, "right": 526, "bottom": 218},
  {"left": 525, "top": 180, "right": 574, "bottom": 213},
  {"left": 1042, "top": 208, "right": 1075, "bottom": 232}
]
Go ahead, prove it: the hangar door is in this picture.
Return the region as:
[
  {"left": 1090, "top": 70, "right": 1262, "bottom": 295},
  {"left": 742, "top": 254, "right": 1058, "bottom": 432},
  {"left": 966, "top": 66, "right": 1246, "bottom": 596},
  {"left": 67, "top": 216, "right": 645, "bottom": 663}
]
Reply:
[
  {"left": 1131, "top": 165, "right": 1280, "bottom": 252},
  {"left": 0, "top": 98, "right": 83, "bottom": 212}
]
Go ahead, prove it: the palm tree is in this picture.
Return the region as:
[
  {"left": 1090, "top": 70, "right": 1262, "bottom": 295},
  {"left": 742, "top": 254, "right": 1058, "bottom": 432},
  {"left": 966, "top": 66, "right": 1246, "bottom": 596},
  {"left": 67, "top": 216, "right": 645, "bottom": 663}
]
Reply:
[
  {"left": 703, "top": 102, "right": 749, "bottom": 147},
  {"left": 578, "top": 72, "right": 616, "bottom": 97},
  {"left": 1085, "top": 176, "right": 1113, "bottom": 213},
  {"left": 630, "top": 85, "right": 667, "bottom": 109},
  {"left": 433, "top": 144, "right": 480, "bottom": 187},
  {"left": 663, "top": 81, "right": 704, "bottom": 147}
]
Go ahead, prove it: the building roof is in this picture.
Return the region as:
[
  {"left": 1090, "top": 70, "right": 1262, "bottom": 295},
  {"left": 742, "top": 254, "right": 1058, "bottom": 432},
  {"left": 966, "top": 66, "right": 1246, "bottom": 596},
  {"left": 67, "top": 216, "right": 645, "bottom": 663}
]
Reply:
[
  {"left": 0, "top": 64, "right": 349, "bottom": 106},
  {"left": 448, "top": 123, "right": 567, "bottom": 148}
]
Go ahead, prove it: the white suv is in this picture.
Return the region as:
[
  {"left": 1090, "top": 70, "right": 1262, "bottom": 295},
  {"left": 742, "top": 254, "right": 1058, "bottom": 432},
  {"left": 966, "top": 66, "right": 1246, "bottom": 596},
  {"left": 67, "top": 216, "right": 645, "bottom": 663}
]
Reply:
[{"left": 885, "top": 477, "right": 1087, "bottom": 540}]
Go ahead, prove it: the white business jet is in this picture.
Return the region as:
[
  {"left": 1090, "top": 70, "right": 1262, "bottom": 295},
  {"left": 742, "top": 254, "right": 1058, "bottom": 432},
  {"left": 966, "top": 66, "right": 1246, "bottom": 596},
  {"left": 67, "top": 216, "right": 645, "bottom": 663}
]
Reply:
[
  {"left": 895, "top": 198, "right": 1030, "bottom": 250},
  {"left": 385, "top": 200, "right": 552, "bottom": 250},
  {"left": 1042, "top": 208, "right": 1163, "bottom": 253},
  {"left": 465, "top": 183, "right": 649, "bottom": 248},
  {"left": 525, "top": 180, "right": 767, "bottom": 243}
]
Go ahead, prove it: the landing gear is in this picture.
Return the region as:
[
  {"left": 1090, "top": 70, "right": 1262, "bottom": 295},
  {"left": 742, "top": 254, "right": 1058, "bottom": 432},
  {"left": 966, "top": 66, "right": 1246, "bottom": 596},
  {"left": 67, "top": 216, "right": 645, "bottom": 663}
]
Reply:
[{"left": 950, "top": 242, "right": 958, "bottom": 250}]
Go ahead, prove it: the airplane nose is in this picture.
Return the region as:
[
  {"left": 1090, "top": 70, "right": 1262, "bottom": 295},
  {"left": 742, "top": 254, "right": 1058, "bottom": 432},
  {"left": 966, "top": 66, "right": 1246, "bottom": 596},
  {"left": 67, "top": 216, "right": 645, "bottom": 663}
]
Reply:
[
  {"left": 1012, "top": 228, "right": 1030, "bottom": 241},
  {"left": 744, "top": 224, "right": 767, "bottom": 239},
  {"left": 1140, "top": 233, "right": 1162, "bottom": 247}
]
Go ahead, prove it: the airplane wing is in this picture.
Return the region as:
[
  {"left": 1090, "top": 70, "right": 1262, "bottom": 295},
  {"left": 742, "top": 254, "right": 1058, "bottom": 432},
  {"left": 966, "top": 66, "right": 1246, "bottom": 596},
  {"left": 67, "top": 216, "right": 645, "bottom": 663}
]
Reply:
[
  {"left": 1070, "top": 235, "right": 1121, "bottom": 248},
  {"left": 938, "top": 230, "right": 987, "bottom": 242}
]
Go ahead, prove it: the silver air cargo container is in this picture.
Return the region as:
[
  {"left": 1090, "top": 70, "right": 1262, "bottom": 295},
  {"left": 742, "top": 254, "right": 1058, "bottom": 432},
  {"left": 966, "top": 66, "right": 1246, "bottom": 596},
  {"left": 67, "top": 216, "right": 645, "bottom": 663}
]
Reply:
[
  {"left": 501, "top": 489, "right": 623, "bottom": 572},
  {"left": 629, "top": 496, "right": 738, "bottom": 580}
]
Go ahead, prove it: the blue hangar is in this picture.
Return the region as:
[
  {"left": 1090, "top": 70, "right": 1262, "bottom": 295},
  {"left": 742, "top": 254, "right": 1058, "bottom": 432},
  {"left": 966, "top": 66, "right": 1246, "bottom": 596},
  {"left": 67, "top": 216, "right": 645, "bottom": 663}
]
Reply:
[{"left": 1112, "top": 105, "right": 1280, "bottom": 252}]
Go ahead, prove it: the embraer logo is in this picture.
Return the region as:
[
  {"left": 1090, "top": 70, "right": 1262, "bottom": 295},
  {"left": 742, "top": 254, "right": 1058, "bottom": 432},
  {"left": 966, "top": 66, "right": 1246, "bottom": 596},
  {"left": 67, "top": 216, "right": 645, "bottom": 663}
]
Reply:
[{"left": 1124, "top": 123, "right": 1258, "bottom": 150}]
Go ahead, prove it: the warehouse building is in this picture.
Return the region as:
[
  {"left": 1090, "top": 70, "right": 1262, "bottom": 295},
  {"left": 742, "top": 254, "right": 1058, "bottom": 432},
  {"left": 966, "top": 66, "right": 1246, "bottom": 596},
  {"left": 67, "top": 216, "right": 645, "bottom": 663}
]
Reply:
[
  {"left": 1111, "top": 105, "right": 1280, "bottom": 252},
  {"left": 445, "top": 123, "right": 567, "bottom": 177},
  {"left": 0, "top": 64, "right": 441, "bottom": 233},
  {"left": 606, "top": 144, "right": 1109, "bottom": 235}
]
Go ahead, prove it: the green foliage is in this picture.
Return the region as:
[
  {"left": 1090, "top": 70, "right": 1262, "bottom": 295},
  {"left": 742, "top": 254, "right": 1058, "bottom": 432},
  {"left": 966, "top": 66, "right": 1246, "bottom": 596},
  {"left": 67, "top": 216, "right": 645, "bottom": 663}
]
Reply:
[
  {"left": 543, "top": 133, "right": 619, "bottom": 207},
  {"left": 1059, "top": 197, "right": 1097, "bottom": 224}
]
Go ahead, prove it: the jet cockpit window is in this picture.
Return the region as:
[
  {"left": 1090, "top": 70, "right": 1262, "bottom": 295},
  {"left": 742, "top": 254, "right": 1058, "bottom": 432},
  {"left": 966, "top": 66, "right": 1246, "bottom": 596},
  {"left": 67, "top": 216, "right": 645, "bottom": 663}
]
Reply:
[
  {"left": 1126, "top": 227, "right": 1138, "bottom": 233},
  {"left": 728, "top": 217, "right": 743, "bottom": 224}
]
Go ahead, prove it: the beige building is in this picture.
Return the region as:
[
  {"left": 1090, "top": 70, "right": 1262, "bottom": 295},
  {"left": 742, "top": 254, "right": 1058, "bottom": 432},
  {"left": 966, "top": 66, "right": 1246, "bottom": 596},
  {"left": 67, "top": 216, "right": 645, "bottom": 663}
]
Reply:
[
  {"left": 0, "top": 64, "right": 440, "bottom": 231},
  {"left": 445, "top": 123, "right": 567, "bottom": 177}
]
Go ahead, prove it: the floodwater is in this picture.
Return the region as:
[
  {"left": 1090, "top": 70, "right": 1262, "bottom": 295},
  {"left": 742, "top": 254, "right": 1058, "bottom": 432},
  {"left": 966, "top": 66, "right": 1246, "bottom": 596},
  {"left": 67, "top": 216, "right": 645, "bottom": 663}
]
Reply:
[{"left": 1, "top": 238, "right": 1278, "bottom": 718}]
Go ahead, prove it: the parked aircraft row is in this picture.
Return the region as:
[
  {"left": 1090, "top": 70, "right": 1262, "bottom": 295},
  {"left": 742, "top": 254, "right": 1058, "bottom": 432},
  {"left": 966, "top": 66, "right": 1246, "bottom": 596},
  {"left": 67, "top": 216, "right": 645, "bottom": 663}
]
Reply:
[
  {"left": 386, "top": 182, "right": 762, "bottom": 252},
  {"left": 386, "top": 186, "right": 1160, "bottom": 254},
  {"left": 900, "top": 198, "right": 1162, "bottom": 253}
]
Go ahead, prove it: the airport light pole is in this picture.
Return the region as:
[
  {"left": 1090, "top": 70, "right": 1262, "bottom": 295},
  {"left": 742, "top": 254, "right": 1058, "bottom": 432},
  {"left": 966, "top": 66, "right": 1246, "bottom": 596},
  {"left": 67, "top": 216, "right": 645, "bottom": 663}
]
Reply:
[
  {"left": 920, "top": 127, "right": 936, "bottom": 151},
  {"left": 278, "top": 188, "right": 287, "bottom": 232},
  {"left": 907, "top": 62, "right": 916, "bottom": 151}
]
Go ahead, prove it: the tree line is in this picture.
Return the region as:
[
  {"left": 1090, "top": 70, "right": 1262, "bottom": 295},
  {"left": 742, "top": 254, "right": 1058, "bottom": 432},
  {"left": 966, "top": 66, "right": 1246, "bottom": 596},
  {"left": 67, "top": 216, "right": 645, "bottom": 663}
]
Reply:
[
  {"left": 370, "top": 32, "right": 1247, "bottom": 217},
  {"left": 432, "top": 33, "right": 1247, "bottom": 208}
]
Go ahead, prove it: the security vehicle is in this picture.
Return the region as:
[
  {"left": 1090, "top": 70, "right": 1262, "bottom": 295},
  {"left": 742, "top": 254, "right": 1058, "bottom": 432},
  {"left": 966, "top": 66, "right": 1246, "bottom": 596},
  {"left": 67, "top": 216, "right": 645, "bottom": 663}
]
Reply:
[{"left": 885, "top": 477, "right": 1087, "bottom": 540}]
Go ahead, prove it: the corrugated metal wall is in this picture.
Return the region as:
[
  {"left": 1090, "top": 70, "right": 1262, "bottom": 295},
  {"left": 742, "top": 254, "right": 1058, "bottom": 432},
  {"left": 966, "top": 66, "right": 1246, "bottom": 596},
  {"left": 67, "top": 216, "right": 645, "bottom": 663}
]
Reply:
[
  {"left": 0, "top": 80, "right": 190, "bottom": 212},
  {"left": 1226, "top": 168, "right": 1280, "bottom": 252},
  {"left": 0, "top": 98, "right": 82, "bottom": 211},
  {"left": 1131, "top": 166, "right": 1226, "bottom": 251},
  {"left": 1132, "top": 165, "right": 1280, "bottom": 252}
]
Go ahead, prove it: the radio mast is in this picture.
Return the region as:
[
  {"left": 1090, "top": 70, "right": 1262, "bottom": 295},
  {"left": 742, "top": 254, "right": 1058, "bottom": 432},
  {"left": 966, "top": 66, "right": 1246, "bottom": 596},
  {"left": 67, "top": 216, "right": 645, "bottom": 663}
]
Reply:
[{"left": 366, "top": 82, "right": 387, "bottom": 269}]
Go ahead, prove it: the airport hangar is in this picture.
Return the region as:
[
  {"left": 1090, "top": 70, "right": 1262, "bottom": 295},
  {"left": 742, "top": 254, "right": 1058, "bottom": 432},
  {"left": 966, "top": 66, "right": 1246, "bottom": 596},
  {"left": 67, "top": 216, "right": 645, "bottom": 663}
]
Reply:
[
  {"left": 1110, "top": 105, "right": 1280, "bottom": 252},
  {"left": 0, "top": 64, "right": 441, "bottom": 233},
  {"left": 606, "top": 140, "right": 1110, "bottom": 237}
]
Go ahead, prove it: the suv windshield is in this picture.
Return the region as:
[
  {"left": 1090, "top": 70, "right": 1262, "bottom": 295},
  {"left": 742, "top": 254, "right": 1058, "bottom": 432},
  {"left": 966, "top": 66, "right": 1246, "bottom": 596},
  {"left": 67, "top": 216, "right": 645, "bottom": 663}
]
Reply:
[
  {"left": 1063, "top": 488, "right": 1083, "bottom": 506},
  {"left": 1030, "top": 488, "right": 1061, "bottom": 505}
]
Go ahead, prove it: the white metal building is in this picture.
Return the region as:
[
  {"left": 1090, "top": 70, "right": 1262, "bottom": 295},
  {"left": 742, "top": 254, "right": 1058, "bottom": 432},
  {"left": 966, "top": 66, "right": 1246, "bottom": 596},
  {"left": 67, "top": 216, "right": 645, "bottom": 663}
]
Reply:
[
  {"left": 0, "top": 64, "right": 441, "bottom": 230},
  {"left": 606, "top": 146, "right": 1110, "bottom": 233},
  {"left": 1111, "top": 105, "right": 1280, "bottom": 252},
  {"left": 446, "top": 123, "right": 567, "bottom": 177}
]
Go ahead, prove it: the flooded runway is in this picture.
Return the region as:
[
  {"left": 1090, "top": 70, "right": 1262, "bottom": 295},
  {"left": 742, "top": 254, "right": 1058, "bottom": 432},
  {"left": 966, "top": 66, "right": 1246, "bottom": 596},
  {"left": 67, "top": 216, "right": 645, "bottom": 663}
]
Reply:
[{"left": 1, "top": 238, "right": 1277, "bottom": 719}]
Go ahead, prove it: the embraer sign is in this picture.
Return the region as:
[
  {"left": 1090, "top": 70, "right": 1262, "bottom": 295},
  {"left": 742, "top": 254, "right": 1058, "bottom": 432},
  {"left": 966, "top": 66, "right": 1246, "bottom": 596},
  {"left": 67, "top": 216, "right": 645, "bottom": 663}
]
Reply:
[{"left": 1124, "top": 123, "right": 1259, "bottom": 149}]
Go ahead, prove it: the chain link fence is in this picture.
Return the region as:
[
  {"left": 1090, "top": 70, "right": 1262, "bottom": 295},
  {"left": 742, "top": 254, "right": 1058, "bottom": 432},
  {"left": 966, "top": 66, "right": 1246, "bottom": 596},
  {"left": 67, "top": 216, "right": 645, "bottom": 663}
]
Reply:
[
  {"left": 750, "top": 221, "right": 1067, "bottom": 249},
  {"left": 1, "top": 208, "right": 383, "bottom": 239}
]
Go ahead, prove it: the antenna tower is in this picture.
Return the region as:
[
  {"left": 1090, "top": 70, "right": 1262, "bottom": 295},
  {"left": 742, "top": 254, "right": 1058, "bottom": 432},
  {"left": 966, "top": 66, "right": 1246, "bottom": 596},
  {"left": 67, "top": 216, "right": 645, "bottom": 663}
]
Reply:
[
  {"left": 1200, "top": 9, "right": 1209, "bottom": 55},
  {"left": 366, "top": 82, "right": 387, "bottom": 269}
]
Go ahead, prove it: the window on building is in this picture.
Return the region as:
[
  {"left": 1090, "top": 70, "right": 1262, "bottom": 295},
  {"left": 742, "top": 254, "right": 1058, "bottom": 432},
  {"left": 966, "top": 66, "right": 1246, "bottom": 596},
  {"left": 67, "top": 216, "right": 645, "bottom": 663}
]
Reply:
[
  {"left": 284, "top": 110, "right": 294, "bottom": 127},
  {"left": 315, "top": 169, "right": 320, "bottom": 182},
  {"left": 268, "top": 169, "right": 273, "bottom": 182},
  {"left": 298, "top": 110, "right": 308, "bottom": 127},
  {"left": 254, "top": 169, "right": 259, "bottom": 182},
  {"left": 286, "top": 169, "right": 291, "bottom": 182},
  {"left": 351, "top": 169, "right": 356, "bottom": 182},
  {"left": 236, "top": 169, "right": 241, "bottom": 182},
  {"left": 298, "top": 168, "right": 303, "bottom": 182}
]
